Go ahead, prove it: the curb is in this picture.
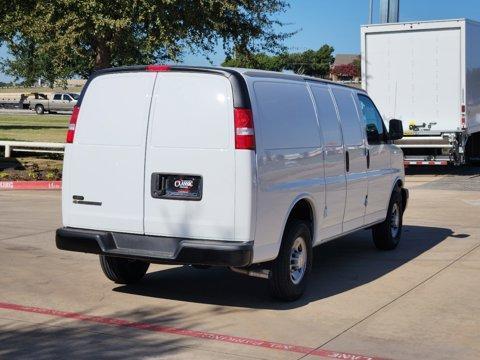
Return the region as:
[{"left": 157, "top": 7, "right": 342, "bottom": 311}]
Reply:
[{"left": 0, "top": 181, "right": 62, "bottom": 190}]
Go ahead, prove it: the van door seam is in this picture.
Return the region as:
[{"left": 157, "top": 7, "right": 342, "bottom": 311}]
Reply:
[{"left": 142, "top": 73, "right": 159, "bottom": 234}]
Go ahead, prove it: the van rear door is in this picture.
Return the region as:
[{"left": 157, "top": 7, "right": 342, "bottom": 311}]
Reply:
[
  {"left": 144, "top": 72, "right": 236, "bottom": 241},
  {"left": 62, "top": 72, "right": 156, "bottom": 233}
]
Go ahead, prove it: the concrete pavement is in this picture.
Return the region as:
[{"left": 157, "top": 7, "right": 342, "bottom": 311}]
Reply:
[{"left": 0, "top": 170, "right": 479, "bottom": 359}]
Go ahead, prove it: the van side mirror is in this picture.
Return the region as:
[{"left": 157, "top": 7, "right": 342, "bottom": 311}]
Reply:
[
  {"left": 366, "top": 123, "right": 381, "bottom": 144},
  {"left": 389, "top": 119, "right": 403, "bottom": 141}
]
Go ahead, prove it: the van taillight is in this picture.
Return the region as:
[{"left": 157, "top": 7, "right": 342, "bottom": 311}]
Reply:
[
  {"left": 146, "top": 65, "right": 171, "bottom": 72},
  {"left": 66, "top": 105, "right": 80, "bottom": 143},
  {"left": 234, "top": 108, "right": 255, "bottom": 150}
]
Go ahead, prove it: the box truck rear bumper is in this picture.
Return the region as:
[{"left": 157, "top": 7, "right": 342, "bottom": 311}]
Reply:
[{"left": 56, "top": 227, "right": 253, "bottom": 267}]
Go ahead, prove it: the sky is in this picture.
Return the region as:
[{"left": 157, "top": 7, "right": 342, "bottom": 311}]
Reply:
[{"left": 2, "top": 0, "right": 480, "bottom": 82}]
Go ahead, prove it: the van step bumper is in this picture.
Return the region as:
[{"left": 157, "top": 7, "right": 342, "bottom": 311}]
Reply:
[{"left": 56, "top": 227, "right": 253, "bottom": 267}]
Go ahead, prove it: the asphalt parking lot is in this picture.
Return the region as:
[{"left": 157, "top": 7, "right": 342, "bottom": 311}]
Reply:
[{"left": 1, "top": 168, "right": 479, "bottom": 360}]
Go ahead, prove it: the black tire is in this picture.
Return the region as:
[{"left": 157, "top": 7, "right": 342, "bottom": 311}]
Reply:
[
  {"left": 35, "top": 104, "right": 44, "bottom": 115},
  {"left": 99, "top": 255, "right": 149, "bottom": 284},
  {"left": 372, "top": 186, "right": 403, "bottom": 250},
  {"left": 269, "top": 220, "right": 313, "bottom": 301}
]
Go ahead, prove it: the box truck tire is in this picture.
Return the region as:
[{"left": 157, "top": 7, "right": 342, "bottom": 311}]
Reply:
[
  {"left": 372, "top": 187, "right": 403, "bottom": 250},
  {"left": 99, "top": 255, "right": 150, "bottom": 284},
  {"left": 269, "top": 220, "right": 313, "bottom": 301}
]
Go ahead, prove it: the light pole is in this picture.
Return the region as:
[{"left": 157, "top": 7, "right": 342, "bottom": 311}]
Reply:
[{"left": 369, "top": 0, "right": 374, "bottom": 24}]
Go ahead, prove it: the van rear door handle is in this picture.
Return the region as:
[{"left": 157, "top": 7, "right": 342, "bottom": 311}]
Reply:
[
  {"left": 366, "top": 149, "right": 370, "bottom": 169},
  {"left": 345, "top": 151, "right": 350, "bottom": 172}
]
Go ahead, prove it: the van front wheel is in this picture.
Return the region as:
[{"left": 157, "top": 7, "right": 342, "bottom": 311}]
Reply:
[
  {"left": 372, "top": 187, "right": 403, "bottom": 250},
  {"left": 99, "top": 255, "right": 149, "bottom": 284},
  {"left": 269, "top": 220, "right": 312, "bottom": 301}
]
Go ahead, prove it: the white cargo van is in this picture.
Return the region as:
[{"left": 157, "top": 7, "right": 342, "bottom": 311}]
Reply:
[{"left": 56, "top": 65, "right": 408, "bottom": 300}]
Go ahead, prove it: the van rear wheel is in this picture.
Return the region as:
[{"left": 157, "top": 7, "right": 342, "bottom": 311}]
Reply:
[
  {"left": 99, "top": 255, "right": 149, "bottom": 284},
  {"left": 372, "top": 187, "right": 403, "bottom": 250},
  {"left": 269, "top": 220, "right": 312, "bottom": 301}
]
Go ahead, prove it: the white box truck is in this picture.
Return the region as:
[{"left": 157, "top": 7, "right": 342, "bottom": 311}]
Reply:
[{"left": 361, "top": 19, "right": 480, "bottom": 165}]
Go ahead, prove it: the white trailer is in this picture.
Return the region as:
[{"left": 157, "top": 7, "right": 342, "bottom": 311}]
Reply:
[{"left": 361, "top": 19, "right": 480, "bottom": 165}]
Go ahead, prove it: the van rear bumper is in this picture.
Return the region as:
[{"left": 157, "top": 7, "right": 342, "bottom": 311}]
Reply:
[{"left": 56, "top": 227, "right": 253, "bottom": 267}]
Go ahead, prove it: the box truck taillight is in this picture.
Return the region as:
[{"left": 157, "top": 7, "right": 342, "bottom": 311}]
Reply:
[
  {"left": 461, "top": 104, "right": 466, "bottom": 129},
  {"left": 66, "top": 105, "right": 80, "bottom": 143},
  {"left": 234, "top": 108, "right": 255, "bottom": 150}
]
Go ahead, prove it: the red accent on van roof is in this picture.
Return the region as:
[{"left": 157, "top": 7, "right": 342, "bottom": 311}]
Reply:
[
  {"left": 146, "top": 65, "right": 171, "bottom": 72},
  {"left": 66, "top": 105, "right": 80, "bottom": 143}
]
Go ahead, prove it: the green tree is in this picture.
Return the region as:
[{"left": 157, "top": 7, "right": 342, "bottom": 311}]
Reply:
[
  {"left": 283, "top": 45, "right": 334, "bottom": 77},
  {"left": 1, "top": 37, "right": 71, "bottom": 87},
  {"left": 222, "top": 53, "right": 285, "bottom": 71},
  {"left": 0, "top": 0, "right": 292, "bottom": 82},
  {"left": 1, "top": 37, "right": 38, "bottom": 87},
  {"left": 352, "top": 58, "right": 361, "bottom": 79},
  {"left": 222, "top": 45, "right": 335, "bottom": 78}
]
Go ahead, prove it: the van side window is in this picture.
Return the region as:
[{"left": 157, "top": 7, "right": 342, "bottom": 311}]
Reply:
[
  {"left": 310, "top": 86, "right": 342, "bottom": 147},
  {"left": 62, "top": 94, "right": 71, "bottom": 101},
  {"left": 331, "top": 88, "right": 363, "bottom": 146},
  {"left": 53, "top": 94, "right": 62, "bottom": 100},
  {"left": 254, "top": 82, "right": 321, "bottom": 149},
  {"left": 357, "top": 94, "right": 385, "bottom": 144}
]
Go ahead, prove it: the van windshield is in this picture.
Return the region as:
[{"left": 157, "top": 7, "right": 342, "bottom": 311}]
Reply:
[{"left": 69, "top": 93, "right": 80, "bottom": 100}]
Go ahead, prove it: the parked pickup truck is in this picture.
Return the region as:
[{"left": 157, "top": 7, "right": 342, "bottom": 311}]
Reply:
[{"left": 29, "top": 93, "right": 80, "bottom": 114}]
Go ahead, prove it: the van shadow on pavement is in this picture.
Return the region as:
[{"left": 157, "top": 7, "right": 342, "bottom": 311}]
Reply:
[{"left": 114, "top": 225, "right": 456, "bottom": 310}]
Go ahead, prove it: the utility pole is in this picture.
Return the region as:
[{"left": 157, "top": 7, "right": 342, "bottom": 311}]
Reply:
[
  {"left": 380, "top": 0, "right": 399, "bottom": 23},
  {"left": 369, "top": 0, "right": 374, "bottom": 24}
]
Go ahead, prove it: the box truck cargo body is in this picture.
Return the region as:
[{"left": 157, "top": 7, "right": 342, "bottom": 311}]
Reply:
[{"left": 361, "top": 19, "right": 480, "bottom": 165}]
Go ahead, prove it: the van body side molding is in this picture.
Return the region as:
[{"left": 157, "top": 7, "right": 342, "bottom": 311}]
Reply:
[{"left": 55, "top": 227, "right": 253, "bottom": 267}]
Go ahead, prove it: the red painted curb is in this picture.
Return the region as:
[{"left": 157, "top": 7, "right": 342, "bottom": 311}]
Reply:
[
  {"left": 0, "top": 181, "right": 61, "bottom": 190},
  {"left": 0, "top": 302, "right": 385, "bottom": 360}
]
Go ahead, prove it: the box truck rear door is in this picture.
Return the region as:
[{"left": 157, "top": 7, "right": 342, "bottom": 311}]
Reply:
[{"left": 365, "top": 28, "right": 461, "bottom": 132}]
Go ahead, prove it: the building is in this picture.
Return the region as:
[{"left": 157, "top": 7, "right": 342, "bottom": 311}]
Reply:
[{"left": 330, "top": 54, "right": 361, "bottom": 82}]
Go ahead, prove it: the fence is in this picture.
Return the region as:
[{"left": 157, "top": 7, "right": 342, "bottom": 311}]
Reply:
[{"left": 0, "top": 141, "right": 65, "bottom": 158}]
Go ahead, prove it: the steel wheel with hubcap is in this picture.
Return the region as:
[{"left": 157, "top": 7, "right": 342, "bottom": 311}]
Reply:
[
  {"left": 390, "top": 203, "right": 400, "bottom": 238},
  {"left": 372, "top": 186, "right": 403, "bottom": 250},
  {"left": 290, "top": 237, "right": 307, "bottom": 285},
  {"left": 269, "top": 220, "right": 313, "bottom": 301}
]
